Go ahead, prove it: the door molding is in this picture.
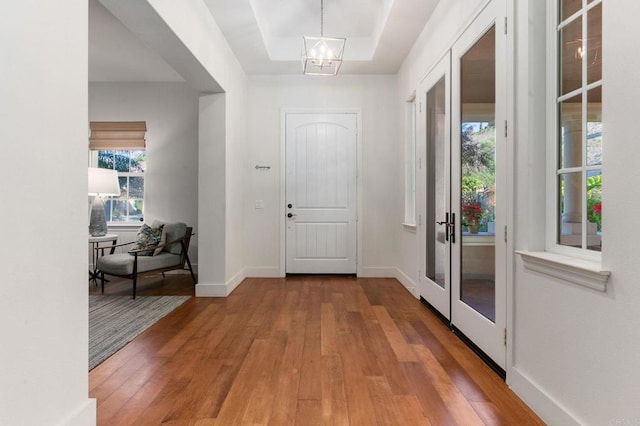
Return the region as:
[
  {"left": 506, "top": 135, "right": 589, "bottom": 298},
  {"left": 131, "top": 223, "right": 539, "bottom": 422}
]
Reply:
[{"left": 279, "top": 108, "right": 363, "bottom": 277}]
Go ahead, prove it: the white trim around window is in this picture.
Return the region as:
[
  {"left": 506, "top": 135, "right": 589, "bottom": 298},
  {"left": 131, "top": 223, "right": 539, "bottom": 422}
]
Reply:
[
  {"left": 520, "top": 0, "right": 610, "bottom": 291},
  {"left": 403, "top": 92, "right": 417, "bottom": 229}
]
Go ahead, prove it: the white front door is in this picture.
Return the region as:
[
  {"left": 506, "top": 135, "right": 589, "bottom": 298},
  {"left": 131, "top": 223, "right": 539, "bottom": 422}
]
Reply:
[{"left": 285, "top": 113, "right": 357, "bottom": 274}]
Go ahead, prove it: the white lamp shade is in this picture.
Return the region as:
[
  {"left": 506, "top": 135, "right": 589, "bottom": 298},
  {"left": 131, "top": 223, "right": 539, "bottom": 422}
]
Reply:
[{"left": 88, "top": 167, "right": 120, "bottom": 196}]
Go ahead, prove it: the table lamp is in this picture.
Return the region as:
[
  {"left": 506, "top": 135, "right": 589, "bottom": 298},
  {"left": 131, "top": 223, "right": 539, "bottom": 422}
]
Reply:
[{"left": 88, "top": 167, "right": 120, "bottom": 237}]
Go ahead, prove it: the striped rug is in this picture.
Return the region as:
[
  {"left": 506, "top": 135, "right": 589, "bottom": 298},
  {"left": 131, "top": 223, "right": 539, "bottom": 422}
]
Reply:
[{"left": 89, "top": 295, "right": 190, "bottom": 370}]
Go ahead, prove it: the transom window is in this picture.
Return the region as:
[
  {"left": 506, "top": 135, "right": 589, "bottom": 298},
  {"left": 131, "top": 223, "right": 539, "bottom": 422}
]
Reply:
[{"left": 555, "top": 0, "right": 602, "bottom": 252}]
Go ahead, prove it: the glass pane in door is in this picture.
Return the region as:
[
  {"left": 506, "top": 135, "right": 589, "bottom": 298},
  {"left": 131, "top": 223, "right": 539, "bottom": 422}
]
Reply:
[
  {"left": 460, "top": 26, "right": 496, "bottom": 322},
  {"left": 426, "top": 76, "right": 447, "bottom": 288}
]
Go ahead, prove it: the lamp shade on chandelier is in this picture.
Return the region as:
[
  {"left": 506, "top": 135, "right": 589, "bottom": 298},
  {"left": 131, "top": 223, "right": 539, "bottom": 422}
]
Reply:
[{"left": 301, "top": 0, "right": 345, "bottom": 75}]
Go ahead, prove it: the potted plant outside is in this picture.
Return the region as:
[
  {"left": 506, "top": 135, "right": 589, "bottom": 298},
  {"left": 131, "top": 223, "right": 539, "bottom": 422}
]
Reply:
[{"left": 462, "top": 202, "right": 483, "bottom": 234}]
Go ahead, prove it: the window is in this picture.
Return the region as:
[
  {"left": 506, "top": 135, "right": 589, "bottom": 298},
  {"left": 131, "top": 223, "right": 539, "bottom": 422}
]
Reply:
[
  {"left": 95, "top": 150, "right": 145, "bottom": 223},
  {"left": 519, "top": 0, "right": 608, "bottom": 291},
  {"left": 89, "top": 121, "right": 147, "bottom": 224},
  {"left": 404, "top": 95, "right": 416, "bottom": 226},
  {"left": 553, "top": 0, "right": 602, "bottom": 253}
]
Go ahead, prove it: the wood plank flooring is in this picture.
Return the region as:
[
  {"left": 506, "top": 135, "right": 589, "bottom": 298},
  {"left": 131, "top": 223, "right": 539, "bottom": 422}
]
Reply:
[{"left": 89, "top": 275, "right": 543, "bottom": 425}]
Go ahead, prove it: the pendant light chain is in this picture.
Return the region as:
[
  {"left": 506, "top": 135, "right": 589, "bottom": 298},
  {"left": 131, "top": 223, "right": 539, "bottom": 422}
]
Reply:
[
  {"left": 320, "top": 0, "right": 324, "bottom": 37},
  {"left": 301, "top": 0, "right": 345, "bottom": 75}
]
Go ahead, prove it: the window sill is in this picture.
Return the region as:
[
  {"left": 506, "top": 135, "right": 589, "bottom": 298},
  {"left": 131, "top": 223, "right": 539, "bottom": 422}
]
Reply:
[
  {"left": 461, "top": 232, "right": 495, "bottom": 246},
  {"left": 516, "top": 250, "right": 610, "bottom": 292},
  {"left": 402, "top": 223, "right": 417, "bottom": 233},
  {"left": 107, "top": 222, "right": 143, "bottom": 231}
]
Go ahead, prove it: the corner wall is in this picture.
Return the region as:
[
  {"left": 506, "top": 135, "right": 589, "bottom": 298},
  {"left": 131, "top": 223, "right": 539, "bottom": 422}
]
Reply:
[
  {"left": 131, "top": 0, "right": 248, "bottom": 295},
  {"left": 0, "top": 1, "right": 96, "bottom": 424}
]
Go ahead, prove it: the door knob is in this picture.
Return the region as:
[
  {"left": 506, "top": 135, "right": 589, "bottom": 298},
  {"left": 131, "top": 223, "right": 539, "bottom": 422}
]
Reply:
[{"left": 287, "top": 213, "right": 296, "bottom": 218}]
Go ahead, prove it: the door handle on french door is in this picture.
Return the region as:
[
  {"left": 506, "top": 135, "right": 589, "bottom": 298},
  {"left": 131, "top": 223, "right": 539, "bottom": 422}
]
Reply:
[
  {"left": 287, "top": 213, "right": 297, "bottom": 218},
  {"left": 437, "top": 212, "right": 450, "bottom": 242},
  {"left": 449, "top": 212, "right": 455, "bottom": 244},
  {"left": 436, "top": 212, "right": 455, "bottom": 243},
  {"left": 436, "top": 212, "right": 449, "bottom": 226}
]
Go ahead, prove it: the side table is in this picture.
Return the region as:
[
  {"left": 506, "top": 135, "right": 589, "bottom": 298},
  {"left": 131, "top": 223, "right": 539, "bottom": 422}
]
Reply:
[{"left": 89, "top": 234, "right": 118, "bottom": 285}]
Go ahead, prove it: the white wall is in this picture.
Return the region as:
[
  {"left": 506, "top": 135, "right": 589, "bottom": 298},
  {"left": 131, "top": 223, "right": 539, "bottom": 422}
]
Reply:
[
  {"left": 88, "top": 82, "right": 200, "bottom": 264},
  {"left": 198, "top": 93, "right": 227, "bottom": 289},
  {"left": 0, "top": 1, "right": 96, "bottom": 424},
  {"left": 244, "top": 75, "right": 399, "bottom": 277},
  {"left": 223, "top": 71, "right": 248, "bottom": 286}
]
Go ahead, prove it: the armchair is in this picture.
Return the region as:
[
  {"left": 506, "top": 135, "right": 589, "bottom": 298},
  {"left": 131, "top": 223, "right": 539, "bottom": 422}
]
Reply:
[{"left": 96, "top": 222, "right": 195, "bottom": 299}]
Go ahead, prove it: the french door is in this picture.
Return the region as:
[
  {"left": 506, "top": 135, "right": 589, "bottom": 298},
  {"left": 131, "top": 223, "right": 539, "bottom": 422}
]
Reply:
[
  {"left": 418, "top": 53, "right": 452, "bottom": 319},
  {"left": 418, "top": 0, "right": 507, "bottom": 370}
]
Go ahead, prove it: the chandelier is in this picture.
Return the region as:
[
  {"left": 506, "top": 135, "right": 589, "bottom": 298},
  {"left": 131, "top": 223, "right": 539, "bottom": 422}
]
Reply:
[{"left": 301, "top": 0, "right": 346, "bottom": 76}]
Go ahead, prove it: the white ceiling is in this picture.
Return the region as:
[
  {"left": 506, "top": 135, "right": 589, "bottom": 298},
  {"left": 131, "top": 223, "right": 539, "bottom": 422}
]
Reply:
[
  {"left": 89, "top": 0, "right": 440, "bottom": 81},
  {"left": 89, "top": 0, "right": 184, "bottom": 82}
]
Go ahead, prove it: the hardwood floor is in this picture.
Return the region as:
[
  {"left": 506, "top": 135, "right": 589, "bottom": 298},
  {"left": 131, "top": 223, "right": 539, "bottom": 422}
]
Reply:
[{"left": 89, "top": 275, "right": 543, "bottom": 425}]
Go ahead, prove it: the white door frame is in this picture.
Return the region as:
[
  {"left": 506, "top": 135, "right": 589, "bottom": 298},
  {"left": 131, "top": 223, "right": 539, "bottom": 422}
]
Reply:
[{"left": 279, "top": 108, "right": 363, "bottom": 277}]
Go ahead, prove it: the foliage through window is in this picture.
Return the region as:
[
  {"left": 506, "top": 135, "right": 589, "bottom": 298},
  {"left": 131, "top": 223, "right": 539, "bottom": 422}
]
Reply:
[
  {"left": 97, "top": 150, "right": 145, "bottom": 223},
  {"left": 461, "top": 122, "right": 495, "bottom": 232},
  {"left": 555, "top": 0, "right": 602, "bottom": 252}
]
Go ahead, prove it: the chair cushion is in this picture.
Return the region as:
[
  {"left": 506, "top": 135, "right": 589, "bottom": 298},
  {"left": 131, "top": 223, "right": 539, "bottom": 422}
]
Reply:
[
  {"left": 97, "top": 252, "right": 182, "bottom": 276},
  {"left": 131, "top": 224, "right": 164, "bottom": 256},
  {"left": 151, "top": 221, "right": 187, "bottom": 254}
]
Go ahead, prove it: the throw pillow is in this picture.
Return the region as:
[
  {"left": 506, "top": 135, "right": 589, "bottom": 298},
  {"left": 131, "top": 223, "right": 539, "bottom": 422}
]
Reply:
[
  {"left": 130, "top": 224, "right": 164, "bottom": 256},
  {"left": 153, "top": 225, "right": 167, "bottom": 256}
]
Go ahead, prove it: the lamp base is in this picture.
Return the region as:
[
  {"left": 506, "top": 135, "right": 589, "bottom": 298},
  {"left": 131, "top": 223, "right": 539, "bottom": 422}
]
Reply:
[{"left": 89, "top": 196, "right": 108, "bottom": 237}]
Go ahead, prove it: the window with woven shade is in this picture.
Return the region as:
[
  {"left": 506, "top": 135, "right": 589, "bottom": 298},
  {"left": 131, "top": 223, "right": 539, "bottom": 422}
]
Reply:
[{"left": 89, "top": 121, "right": 147, "bottom": 224}]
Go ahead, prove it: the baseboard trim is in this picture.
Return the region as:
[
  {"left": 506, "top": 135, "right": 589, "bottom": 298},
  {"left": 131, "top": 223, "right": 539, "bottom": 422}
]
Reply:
[
  {"left": 360, "top": 267, "right": 397, "bottom": 277},
  {"left": 244, "top": 266, "right": 281, "bottom": 277},
  {"left": 195, "top": 269, "right": 245, "bottom": 297},
  {"left": 509, "top": 366, "right": 582, "bottom": 426},
  {"left": 226, "top": 269, "right": 246, "bottom": 295},
  {"left": 59, "top": 398, "right": 96, "bottom": 426},
  {"left": 394, "top": 268, "right": 417, "bottom": 297},
  {"left": 195, "top": 282, "right": 227, "bottom": 297}
]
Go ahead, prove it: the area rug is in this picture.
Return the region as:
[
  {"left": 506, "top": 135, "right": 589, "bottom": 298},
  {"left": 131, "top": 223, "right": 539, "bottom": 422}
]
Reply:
[{"left": 89, "top": 295, "right": 190, "bottom": 370}]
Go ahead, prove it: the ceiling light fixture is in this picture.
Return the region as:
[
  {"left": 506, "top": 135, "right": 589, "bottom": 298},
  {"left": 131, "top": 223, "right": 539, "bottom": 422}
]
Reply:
[{"left": 301, "top": 0, "right": 345, "bottom": 76}]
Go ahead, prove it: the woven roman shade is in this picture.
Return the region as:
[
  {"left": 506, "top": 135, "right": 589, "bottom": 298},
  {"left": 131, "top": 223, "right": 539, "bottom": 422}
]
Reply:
[{"left": 89, "top": 121, "right": 146, "bottom": 150}]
